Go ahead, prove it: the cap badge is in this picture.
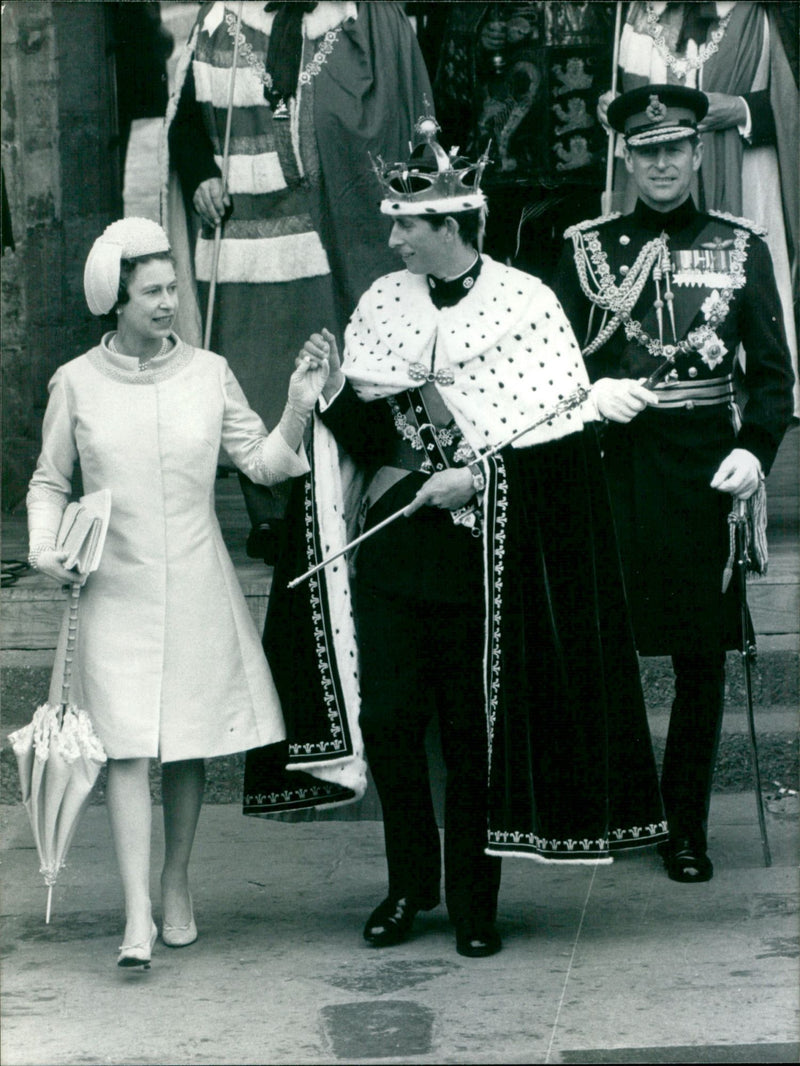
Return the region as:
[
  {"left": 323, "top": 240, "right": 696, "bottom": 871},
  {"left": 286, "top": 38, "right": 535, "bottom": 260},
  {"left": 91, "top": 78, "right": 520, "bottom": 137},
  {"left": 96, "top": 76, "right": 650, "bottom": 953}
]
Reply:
[{"left": 646, "top": 95, "right": 668, "bottom": 122}]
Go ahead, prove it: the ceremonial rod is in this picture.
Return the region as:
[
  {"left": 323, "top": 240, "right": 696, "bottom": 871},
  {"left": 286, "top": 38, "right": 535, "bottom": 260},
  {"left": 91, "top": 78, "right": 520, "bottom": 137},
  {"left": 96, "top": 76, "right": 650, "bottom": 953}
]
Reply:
[
  {"left": 287, "top": 387, "right": 589, "bottom": 590},
  {"left": 287, "top": 357, "right": 677, "bottom": 590},
  {"left": 288, "top": 356, "right": 678, "bottom": 592},
  {"left": 204, "top": 0, "right": 243, "bottom": 350}
]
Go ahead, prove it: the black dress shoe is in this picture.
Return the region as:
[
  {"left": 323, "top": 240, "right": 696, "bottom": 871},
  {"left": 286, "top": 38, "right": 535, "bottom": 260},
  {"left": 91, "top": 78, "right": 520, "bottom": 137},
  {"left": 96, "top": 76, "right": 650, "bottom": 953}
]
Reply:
[
  {"left": 455, "top": 919, "right": 502, "bottom": 958},
  {"left": 363, "top": 897, "right": 420, "bottom": 947},
  {"left": 662, "top": 836, "right": 713, "bottom": 883}
]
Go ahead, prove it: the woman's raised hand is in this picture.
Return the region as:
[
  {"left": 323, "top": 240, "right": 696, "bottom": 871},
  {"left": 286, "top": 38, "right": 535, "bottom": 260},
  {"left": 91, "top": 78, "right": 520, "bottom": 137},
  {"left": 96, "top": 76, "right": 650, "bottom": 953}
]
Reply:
[
  {"left": 287, "top": 342, "right": 330, "bottom": 415},
  {"left": 298, "top": 328, "right": 344, "bottom": 403}
]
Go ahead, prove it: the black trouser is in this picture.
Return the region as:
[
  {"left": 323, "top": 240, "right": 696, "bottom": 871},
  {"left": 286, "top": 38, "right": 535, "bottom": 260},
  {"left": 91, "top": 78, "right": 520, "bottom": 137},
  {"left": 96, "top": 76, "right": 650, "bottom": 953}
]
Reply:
[
  {"left": 355, "top": 585, "right": 501, "bottom": 925},
  {"left": 660, "top": 650, "right": 727, "bottom": 850}
]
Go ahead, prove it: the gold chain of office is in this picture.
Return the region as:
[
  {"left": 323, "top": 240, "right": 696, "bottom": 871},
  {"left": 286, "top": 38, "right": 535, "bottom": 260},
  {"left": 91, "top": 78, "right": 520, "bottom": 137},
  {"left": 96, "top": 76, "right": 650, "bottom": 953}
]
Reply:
[
  {"left": 225, "top": 12, "right": 341, "bottom": 97},
  {"left": 645, "top": 2, "right": 733, "bottom": 79}
]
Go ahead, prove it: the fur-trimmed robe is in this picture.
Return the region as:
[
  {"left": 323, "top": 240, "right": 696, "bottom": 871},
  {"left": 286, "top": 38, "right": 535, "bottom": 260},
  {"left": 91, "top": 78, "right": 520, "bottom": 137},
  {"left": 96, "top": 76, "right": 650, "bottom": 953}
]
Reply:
[{"left": 245, "top": 257, "right": 667, "bottom": 860}]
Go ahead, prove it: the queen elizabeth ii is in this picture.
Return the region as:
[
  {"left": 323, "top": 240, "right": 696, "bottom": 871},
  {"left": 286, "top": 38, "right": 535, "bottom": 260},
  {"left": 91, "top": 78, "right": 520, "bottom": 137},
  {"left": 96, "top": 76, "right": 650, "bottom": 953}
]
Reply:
[{"left": 26, "top": 216, "right": 329, "bottom": 968}]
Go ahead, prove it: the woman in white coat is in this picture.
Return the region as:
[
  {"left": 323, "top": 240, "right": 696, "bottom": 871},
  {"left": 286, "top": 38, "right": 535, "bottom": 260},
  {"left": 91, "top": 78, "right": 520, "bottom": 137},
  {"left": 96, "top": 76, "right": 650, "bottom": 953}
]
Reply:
[{"left": 26, "top": 218, "right": 329, "bottom": 969}]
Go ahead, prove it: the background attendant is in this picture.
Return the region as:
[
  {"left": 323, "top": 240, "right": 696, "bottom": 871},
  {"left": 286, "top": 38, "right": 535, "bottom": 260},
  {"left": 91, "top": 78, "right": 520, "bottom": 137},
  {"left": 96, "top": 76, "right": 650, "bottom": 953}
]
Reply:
[{"left": 164, "top": 0, "right": 432, "bottom": 556}]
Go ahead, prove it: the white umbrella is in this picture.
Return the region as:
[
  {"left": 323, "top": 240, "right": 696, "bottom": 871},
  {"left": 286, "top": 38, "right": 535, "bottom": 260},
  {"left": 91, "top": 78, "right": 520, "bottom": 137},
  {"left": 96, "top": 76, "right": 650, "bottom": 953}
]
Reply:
[
  {"left": 9, "top": 688, "right": 107, "bottom": 923},
  {"left": 8, "top": 489, "right": 110, "bottom": 922}
]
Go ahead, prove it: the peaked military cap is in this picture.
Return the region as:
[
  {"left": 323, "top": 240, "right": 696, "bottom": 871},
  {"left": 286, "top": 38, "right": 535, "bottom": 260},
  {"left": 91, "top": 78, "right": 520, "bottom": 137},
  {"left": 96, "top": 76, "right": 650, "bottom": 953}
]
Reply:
[{"left": 608, "top": 84, "right": 708, "bottom": 147}]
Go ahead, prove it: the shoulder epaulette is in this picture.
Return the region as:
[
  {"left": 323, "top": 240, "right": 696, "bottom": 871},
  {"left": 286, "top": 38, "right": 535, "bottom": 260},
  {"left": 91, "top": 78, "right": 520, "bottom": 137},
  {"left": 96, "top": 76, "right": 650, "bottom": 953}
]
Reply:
[
  {"left": 707, "top": 209, "right": 767, "bottom": 237},
  {"left": 564, "top": 211, "right": 622, "bottom": 239}
]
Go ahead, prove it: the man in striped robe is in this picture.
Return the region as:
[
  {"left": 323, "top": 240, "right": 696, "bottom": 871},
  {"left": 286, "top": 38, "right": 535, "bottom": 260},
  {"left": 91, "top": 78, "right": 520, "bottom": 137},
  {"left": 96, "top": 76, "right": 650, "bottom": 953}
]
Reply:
[{"left": 164, "top": 2, "right": 432, "bottom": 544}]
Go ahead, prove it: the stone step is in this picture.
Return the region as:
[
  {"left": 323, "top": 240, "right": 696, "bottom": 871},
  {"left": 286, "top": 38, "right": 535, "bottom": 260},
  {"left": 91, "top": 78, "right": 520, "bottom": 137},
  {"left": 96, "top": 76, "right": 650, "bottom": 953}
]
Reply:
[
  {"left": 639, "top": 650, "right": 799, "bottom": 708},
  {"left": 2, "top": 662, "right": 796, "bottom": 807},
  {"left": 3, "top": 486, "right": 798, "bottom": 650},
  {"left": 646, "top": 707, "right": 797, "bottom": 732}
]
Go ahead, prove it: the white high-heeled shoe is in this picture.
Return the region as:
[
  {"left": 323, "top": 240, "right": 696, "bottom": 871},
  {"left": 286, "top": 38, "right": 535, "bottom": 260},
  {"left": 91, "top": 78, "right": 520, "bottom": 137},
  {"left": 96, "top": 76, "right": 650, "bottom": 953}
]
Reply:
[
  {"left": 162, "top": 896, "right": 198, "bottom": 948},
  {"left": 117, "top": 922, "right": 158, "bottom": 969}
]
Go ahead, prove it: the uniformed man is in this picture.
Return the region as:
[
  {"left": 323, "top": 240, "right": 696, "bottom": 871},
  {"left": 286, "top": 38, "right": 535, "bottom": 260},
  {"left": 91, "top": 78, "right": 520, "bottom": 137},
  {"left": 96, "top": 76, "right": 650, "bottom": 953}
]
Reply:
[{"left": 553, "top": 84, "right": 795, "bottom": 883}]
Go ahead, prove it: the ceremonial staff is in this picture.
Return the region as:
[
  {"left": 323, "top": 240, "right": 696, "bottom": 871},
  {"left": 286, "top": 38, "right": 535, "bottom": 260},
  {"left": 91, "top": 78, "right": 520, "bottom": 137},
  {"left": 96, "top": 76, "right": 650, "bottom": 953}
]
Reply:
[
  {"left": 601, "top": 2, "right": 624, "bottom": 215},
  {"left": 288, "top": 388, "right": 587, "bottom": 589},
  {"left": 204, "top": 0, "right": 243, "bottom": 349}
]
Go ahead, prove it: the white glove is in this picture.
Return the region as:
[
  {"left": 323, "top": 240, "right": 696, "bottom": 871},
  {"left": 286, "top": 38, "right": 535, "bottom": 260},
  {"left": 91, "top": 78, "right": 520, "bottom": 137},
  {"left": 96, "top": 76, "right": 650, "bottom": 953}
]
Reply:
[
  {"left": 710, "top": 448, "right": 763, "bottom": 500},
  {"left": 300, "top": 328, "right": 345, "bottom": 404},
  {"left": 286, "top": 344, "right": 331, "bottom": 415},
  {"left": 591, "top": 377, "right": 659, "bottom": 423},
  {"left": 29, "top": 546, "right": 86, "bottom": 585}
]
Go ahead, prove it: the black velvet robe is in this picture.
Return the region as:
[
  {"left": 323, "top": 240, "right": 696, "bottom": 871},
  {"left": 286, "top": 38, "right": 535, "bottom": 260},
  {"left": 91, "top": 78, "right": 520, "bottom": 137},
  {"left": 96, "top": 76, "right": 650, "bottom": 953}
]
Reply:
[{"left": 245, "top": 389, "right": 668, "bottom": 861}]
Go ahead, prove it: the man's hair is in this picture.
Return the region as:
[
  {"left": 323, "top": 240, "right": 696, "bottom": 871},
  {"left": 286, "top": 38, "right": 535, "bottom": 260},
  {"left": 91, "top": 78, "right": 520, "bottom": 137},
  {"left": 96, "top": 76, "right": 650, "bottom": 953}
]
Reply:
[{"left": 423, "top": 208, "right": 485, "bottom": 250}]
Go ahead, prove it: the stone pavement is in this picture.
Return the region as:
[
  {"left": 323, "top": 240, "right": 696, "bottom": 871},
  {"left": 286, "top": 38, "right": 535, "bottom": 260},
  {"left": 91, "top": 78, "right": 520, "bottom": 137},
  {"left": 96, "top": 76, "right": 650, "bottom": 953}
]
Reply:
[{"left": 1, "top": 795, "right": 797, "bottom": 1066}]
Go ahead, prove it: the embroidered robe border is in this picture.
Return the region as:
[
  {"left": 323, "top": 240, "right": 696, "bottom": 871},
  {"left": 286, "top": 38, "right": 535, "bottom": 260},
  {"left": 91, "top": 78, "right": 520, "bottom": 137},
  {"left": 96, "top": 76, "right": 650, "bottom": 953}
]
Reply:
[{"left": 482, "top": 433, "right": 669, "bottom": 863}]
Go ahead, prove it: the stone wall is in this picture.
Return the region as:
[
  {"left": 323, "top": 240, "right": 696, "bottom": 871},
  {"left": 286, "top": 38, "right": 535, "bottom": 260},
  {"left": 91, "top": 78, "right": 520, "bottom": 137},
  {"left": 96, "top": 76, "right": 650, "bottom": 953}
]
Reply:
[{"left": 1, "top": 2, "right": 121, "bottom": 510}]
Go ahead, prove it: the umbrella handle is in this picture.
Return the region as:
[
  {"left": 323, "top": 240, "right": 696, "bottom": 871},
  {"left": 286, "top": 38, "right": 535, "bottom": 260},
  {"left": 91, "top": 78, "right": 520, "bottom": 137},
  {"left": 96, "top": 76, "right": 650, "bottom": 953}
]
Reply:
[{"left": 60, "top": 582, "right": 83, "bottom": 709}]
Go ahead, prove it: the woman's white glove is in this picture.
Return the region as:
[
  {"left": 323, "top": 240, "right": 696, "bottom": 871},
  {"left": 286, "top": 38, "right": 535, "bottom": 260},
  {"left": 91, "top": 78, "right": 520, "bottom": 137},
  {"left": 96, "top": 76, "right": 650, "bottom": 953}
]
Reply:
[
  {"left": 277, "top": 342, "right": 331, "bottom": 452},
  {"left": 286, "top": 342, "right": 331, "bottom": 415},
  {"left": 300, "top": 328, "right": 345, "bottom": 403},
  {"left": 29, "top": 546, "right": 86, "bottom": 585}
]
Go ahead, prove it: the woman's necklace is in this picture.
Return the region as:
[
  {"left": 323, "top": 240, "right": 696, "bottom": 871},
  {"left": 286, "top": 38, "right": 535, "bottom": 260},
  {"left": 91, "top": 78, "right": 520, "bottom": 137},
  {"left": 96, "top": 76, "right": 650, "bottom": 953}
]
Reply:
[
  {"left": 109, "top": 334, "right": 170, "bottom": 371},
  {"left": 645, "top": 2, "right": 733, "bottom": 80}
]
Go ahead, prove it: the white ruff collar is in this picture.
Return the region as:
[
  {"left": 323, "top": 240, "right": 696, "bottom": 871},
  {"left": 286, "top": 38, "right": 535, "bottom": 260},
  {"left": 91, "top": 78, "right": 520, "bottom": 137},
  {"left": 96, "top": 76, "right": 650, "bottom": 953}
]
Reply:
[{"left": 343, "top": 257, "right": 592, "bottom": 452}]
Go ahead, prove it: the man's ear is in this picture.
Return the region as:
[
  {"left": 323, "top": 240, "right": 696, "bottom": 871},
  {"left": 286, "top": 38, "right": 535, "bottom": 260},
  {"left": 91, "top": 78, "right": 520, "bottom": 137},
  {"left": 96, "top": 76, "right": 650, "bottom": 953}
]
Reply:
[
  {"left": 444, "top": 215, "right": 460, "bottom": 240},
  {"left": 692, "top": 138, "right": 704, "bottom": 172},
  {"left": 477, "top": 207, "right": 487, "bottom": 253},
  {"left": 623, "top": 146, "right": 635, "bottom": 175}
]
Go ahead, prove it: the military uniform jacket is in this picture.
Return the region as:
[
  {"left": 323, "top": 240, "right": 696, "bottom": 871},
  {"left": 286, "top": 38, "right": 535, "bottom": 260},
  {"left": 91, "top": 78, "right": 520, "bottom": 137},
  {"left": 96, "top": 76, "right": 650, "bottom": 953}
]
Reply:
[{"left": 554, "top": 197, "right": 794, "bottom": 654}]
